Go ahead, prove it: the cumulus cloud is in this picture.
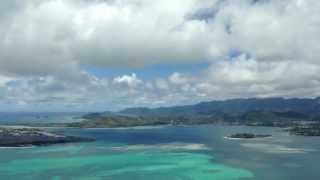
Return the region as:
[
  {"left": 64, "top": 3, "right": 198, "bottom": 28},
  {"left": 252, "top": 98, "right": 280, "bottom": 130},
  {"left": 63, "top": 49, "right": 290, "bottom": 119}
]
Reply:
[
  {"left": 0, "top": 0, "right": 216, "bottom": 77},
  {"left": 0, "top": 0, "right": 319, "bottom": 111},
  {"left": 113, "top": 73, "right": 143, "bottom": 88}
]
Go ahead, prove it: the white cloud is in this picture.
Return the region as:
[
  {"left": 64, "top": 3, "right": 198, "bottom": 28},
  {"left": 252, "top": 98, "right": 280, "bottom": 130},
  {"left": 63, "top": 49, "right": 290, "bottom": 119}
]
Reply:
[
  {"left": 113, "top": 73, "right": 143, "bottom": 88},
  {"left": 0, "top": 0, "right": 320, "bottom": 110},
  {"left": 0, "top": 0, "right": 217, "bottom": 78},
  {"left": 169, "top": 72, "right": 190, "bottom": 85},
  {"left": 0, "top": 75, "right": 14, "bottom": 87}
]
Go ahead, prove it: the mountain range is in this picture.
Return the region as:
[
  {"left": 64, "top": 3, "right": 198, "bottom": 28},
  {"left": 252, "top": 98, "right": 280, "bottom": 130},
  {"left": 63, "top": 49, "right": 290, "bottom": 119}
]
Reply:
[
  {"left": 75, "top": 97, "right": 320, "bottom": 128},
  {"left": 118, "top": 97, "right": 320, "bottom": 117}
]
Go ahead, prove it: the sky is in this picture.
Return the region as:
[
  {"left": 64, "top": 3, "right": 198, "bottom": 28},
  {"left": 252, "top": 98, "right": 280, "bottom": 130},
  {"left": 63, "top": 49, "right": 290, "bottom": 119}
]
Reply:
[{"left": 0, "top": 0, "right": 320, "bottom": 112}]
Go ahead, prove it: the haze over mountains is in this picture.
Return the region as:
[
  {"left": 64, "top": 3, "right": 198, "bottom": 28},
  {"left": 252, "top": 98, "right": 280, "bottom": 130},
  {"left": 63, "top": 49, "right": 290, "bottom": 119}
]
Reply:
[
  {"left": 75, "top": 97, "right": 320, "bottom": 128},
  {"left": 118, "top": 97, "right": 320, "bottom": 117}
]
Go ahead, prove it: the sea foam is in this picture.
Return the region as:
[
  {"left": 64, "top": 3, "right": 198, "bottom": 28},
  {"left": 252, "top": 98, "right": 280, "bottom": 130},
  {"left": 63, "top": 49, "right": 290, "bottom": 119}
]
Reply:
[
  {"left": 240, "top": 143, "right": 316, "bottom": 154},
  {"left": 110, "top": 143, "right": 210, "bottom": 151}
]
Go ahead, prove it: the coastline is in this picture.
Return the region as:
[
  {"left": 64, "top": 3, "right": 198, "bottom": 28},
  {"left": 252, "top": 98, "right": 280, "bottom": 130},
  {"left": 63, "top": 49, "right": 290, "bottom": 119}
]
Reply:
[{"left": 0, "top": 127, "right": 95, "bottom": 147}]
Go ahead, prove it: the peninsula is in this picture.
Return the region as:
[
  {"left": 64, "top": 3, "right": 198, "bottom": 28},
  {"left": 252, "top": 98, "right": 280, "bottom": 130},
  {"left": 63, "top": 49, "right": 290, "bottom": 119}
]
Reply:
[
  {"left": 227, "top": 133, "right": 272, "bottom": 139},
  {"left": 0, "top": 127, "right": 94, "bottom": 147}
]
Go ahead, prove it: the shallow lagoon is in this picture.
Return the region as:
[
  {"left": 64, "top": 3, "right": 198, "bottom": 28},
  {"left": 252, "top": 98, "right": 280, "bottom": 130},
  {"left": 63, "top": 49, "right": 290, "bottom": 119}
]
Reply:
[{"left": 0, "top": 125, "right": 319, "bottom": 180}]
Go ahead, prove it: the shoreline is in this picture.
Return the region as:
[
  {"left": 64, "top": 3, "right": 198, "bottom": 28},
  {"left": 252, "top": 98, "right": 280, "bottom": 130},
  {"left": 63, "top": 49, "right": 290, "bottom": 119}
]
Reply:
[{"left": 0, "top": 127, "right": 95, "bottom": 148}]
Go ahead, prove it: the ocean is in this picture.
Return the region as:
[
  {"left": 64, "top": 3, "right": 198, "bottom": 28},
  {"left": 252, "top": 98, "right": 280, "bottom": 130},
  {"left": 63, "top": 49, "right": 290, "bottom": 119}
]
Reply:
[{"left": 0, "top": 125, "right": 319, "bottom": 180}]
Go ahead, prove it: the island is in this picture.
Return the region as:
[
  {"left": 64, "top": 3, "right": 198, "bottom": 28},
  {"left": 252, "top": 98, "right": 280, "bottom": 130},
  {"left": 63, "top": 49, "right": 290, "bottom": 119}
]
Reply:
[
  {"left": 289, "top": 124, "right": 320, "bottom": 136},
  {"left": 0, "top": 127, "right": 94, "bottom": 147},
  {"left": 227, "top": 133, "right": 272, "bottom": 139}
]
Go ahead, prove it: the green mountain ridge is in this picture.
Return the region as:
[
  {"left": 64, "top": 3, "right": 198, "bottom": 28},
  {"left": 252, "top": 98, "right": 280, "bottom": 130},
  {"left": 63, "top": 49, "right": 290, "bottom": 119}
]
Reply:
[{"left": 76, "top": 97, "right": 320, "bottom": 128}]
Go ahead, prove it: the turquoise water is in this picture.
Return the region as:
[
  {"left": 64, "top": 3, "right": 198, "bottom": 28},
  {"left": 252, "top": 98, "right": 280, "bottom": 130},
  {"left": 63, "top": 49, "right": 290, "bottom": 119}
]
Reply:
[
  {"left": 0, "top": 125, "right": 319, "bottom": 180},
  {"left": 0, "top": 146, "right": 253, "bottom": 179}
]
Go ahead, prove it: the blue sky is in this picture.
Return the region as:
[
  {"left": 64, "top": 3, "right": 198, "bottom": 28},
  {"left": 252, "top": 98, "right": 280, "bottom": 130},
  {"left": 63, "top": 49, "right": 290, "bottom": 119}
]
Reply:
[{"left": 84, "top": 62, "right": 210, "bottom": 80}]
